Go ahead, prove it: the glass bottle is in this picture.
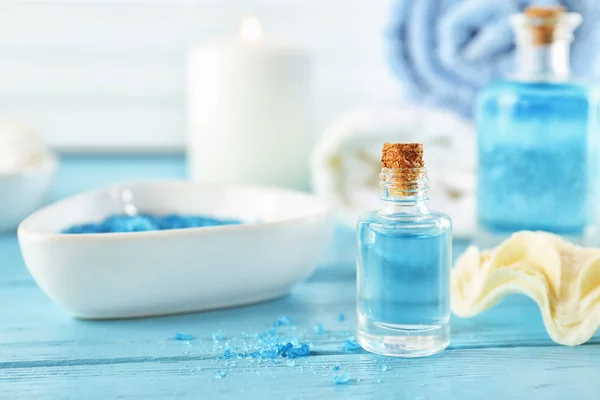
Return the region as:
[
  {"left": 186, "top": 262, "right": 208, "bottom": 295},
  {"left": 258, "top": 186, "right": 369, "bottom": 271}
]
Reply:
[
  {"left": 356, "top": 143, "right": 452, "bottom": 357},
  {"left": 475, "top": 6, "right": 600, "bottom": 248}
]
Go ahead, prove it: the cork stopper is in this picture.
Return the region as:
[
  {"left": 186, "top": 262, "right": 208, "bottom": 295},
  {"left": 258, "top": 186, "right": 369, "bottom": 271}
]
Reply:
[
  {"left": 525, "top": 6, "right": 566, "bottom": 19},
  {"left": 524, "top": 6, "right": 566, "bottom": 45},
  {"left": 380, "top": 143, "right": 426, "bottom": 197},
  {"left": 381, "top": 143, "right": 424, "bottom": 169}
]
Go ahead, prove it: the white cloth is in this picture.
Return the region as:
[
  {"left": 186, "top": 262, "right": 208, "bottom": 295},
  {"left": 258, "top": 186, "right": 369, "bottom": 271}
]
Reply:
[
  {"left": 0, "top": 119, "right": 52, "bottom": 173},
  {"left": 310, "top": 104, "right": 476, "bottom": 238}
]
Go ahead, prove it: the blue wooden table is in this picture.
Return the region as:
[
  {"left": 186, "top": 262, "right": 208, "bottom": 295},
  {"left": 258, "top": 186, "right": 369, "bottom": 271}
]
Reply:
[{"left": 1, "top": 156, "right": 599, "bottom": 399}]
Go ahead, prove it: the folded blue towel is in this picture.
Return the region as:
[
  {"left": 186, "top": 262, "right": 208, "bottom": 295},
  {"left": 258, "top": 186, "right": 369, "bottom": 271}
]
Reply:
[{"left": 387, "top": 0, "right": 600, "bottom": 118}]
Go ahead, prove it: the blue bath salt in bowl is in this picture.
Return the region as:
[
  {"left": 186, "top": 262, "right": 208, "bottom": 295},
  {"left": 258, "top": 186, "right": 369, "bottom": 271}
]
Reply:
[{"left": 61, "top": 213, "right": 243, "bottom": 234}]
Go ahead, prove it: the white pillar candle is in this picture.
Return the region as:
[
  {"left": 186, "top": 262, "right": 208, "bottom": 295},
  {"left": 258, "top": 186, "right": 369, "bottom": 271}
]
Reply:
[{"left": 186, "top": 17, "right": 313, "bottom": 191}]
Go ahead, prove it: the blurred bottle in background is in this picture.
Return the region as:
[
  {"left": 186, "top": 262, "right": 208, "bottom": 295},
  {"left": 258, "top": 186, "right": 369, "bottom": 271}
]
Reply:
[{"left": 475, "top": 6, "right": 600, "bottom": 248}]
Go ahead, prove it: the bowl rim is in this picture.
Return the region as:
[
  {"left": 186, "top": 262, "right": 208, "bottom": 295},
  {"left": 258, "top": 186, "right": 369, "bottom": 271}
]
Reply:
[{"left": 18, "top": 179, "right": 333, "bottom": 242}]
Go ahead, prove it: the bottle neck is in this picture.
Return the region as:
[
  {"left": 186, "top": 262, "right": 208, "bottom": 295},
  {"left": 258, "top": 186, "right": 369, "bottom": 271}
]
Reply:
[
  {"left": 510, "top": 11, "right": 581, "bottom": 81},
  {"left": 516, "top": 40, "right": 570, "bottom": 79},
  {"left": 379, "top": 167, "right": 429, "bottom": 215}
]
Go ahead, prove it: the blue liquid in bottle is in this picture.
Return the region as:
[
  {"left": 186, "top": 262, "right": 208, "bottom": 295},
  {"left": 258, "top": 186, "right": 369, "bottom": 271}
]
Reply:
[
  {"left": 356, "top": 147, "right": 451, "bottom": 357},
  {"left": 475, "top": 10, "right": 600, "bottom": 247}
]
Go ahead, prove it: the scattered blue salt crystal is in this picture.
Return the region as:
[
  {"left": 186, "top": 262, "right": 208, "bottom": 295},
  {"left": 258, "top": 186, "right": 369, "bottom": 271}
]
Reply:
[
  {"left": 286, "top": 344, "right": 310, "bottom": 358},
  {"left": 212, "top": 332, "right": 223, "bottom": 342},
  {"left": 278, "top": 342, "right": 293, "bottom": 353},
  {"left": 260, "top": 349, "right": 278, "bottom": 359},
  {"left": 378, "top": 364, "right": 389, "bottom": 372},
  {"left": 337, "top": 313, "right": 345, "bottom": 322},
  {"left": 174, "top": 332, "right": 194, "bottom": 341},
  {"left": 62, "top": 213, "right": 243, "bottom": 234},
  {"left": 250, "top": 352, "right": 261, "bottom": 359},
  {"left": 273, "top": 315, "right": 293, "bottom": 327},
  {"left": 342, "top": 337, "right": 361, "bottom": 352},
  {"left": 332, "top": 364, "right": 340, "bottom": 371},
  {"left": 222, "top": 349, "right": 236, "bottom": 359},
  {"left": 214, "top": 370, "right": 228, "bottom": 379},
  {"left": 286, "top": 360, "right": 296, "bottom": 367},
  {"left": 313, "top": 323, "right": 325, "bottom": 335},
  {"left": 332, "top": 373, "right": 350, "bottom": 385},
  {"left": 258, "top": 328, "right": 278, "bottom": 341}
]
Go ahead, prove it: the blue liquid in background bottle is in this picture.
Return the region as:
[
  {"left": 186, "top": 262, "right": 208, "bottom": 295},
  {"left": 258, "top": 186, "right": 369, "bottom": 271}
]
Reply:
[
  {"left": 475, "top": 9, "right": 600, "bottom": 247},
  {"left": 477, "top": 81, "right": 595, "bottom": 235}
]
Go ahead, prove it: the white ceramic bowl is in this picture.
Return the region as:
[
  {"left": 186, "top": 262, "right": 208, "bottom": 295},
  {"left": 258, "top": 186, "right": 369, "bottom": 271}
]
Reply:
[
  {"left": 18, "top": 181, "right": 334, "bottom": 319},
  {"left": 0, "top": 155, "right": 57, "bottom": 233}
]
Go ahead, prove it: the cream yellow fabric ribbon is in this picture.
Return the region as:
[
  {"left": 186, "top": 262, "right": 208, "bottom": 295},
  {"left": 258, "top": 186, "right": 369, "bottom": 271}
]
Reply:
[{"left": 452, "top": 231, "right": 600, "bottom": 346}]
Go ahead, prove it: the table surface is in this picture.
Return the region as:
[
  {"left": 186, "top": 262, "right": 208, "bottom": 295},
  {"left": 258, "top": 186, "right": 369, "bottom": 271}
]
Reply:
[{"left": 2, "top": 155, "right": 599, "bottom": 399}]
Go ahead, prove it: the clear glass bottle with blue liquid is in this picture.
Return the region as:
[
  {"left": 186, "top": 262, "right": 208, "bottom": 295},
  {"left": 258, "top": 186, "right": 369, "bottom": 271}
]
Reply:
[
  {"left": 476, "top": 6, "right": 600, "bottom": 247},
  {"left": 356, "top": 143, "right": 451, "bottom": 357}
]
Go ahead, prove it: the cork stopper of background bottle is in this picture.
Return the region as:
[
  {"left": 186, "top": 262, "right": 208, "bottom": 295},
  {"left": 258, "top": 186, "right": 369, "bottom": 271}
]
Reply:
[
  {"left": 381, "top": 143, "right": 425, "bottom": 196},
  {"left": 524, "top": 5, "right": 566, "bottom": 46}
]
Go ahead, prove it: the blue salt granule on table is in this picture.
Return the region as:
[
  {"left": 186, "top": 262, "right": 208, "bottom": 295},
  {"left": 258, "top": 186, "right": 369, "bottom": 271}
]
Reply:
[
  {"left": 214, "top": 370, "right": 228, "bottom": 379},
  {"left": 61, "top": 213, "right": 243, "bottom": 234},
  {"left": 331, "top": 373, "right": 350, "bottom": 385},
  {"left": 212, "top": 331, "right": 223, "bottom": 342},
  {"left": 337, "top": 313, "right": 345, "bottom": 322},
  {"left": 313, "top": 323, "right": 325, "bottom": 335},
  {"left": 260, "top": 348, "right": 279, "bottom": 359},
  {"left": 174, "top": 332, "right": 194, "bottom": 341},
  {"left": 332, "top": 364, "right": 340, "bottom": 371},
  {"left": 273, "top": 315, "right": 293, "bottom": 327},
  {"left": 342, "top": 337, "right": 361, "bottom": 352},
  {"left": 258, "top": 328, "right": 278, "bottom": 341},
  {"left": 221, "top": 339, "right": 310, "bottom": 360},
  {"left": 284, "top": 343, "right": 310, "bottom": 359},
  {"left": 222, "top": 349, "right": 236, "bottom": 359}
]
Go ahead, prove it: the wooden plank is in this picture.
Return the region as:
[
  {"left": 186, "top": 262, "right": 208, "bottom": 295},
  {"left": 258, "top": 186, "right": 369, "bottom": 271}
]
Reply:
[
  {"left": 2, "top": 203, "right": 598, "bottom": 365},
  {"left": 2, "top": 157, "right": 599, "bottom": 399},
  {"left": 3, "top": 154, "right": 599, "bottom": 400},
  {"left": 2, "top": 259, "right": 598, "bottom": 365},
  {"left": 2, "top": 346, "right": 599, "bottom": 399}
]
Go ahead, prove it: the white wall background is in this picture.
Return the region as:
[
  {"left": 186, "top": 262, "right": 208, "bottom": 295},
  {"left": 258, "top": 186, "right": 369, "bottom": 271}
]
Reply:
[{"left": 0, "top": 0, "right": 401, "bottom": 152}]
